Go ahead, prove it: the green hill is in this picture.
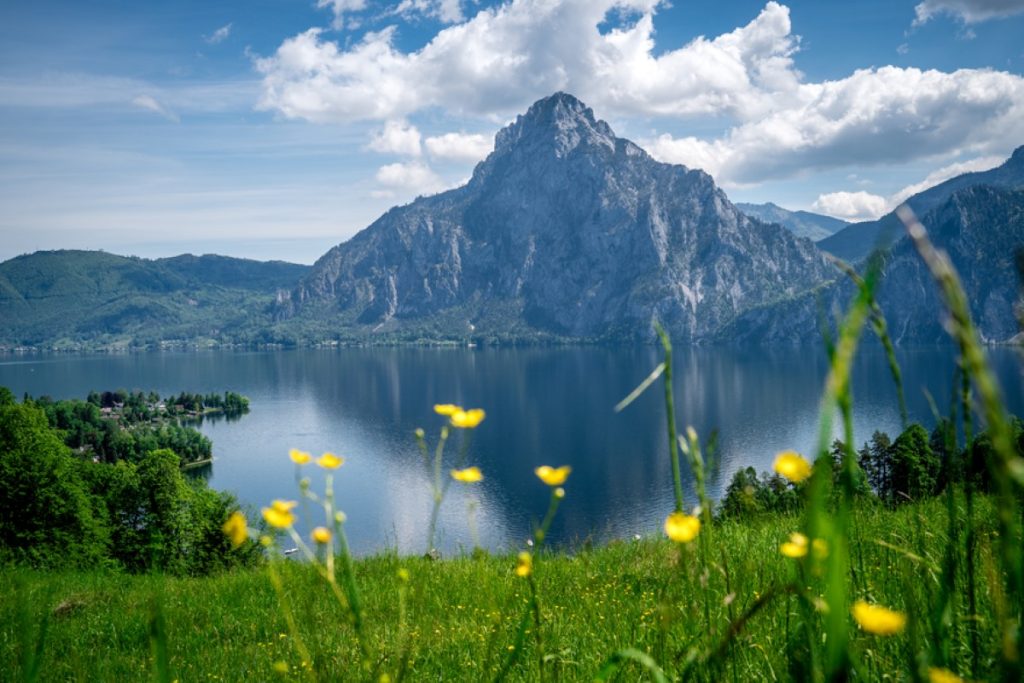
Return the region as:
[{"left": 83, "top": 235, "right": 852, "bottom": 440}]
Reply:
[{"left": 0, "top": 250, "right": 309, "bottom": 349}]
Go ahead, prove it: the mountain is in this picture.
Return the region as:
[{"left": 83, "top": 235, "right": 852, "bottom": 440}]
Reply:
[
  {"left": 0, "top": 250, "right": 309, "bottom": 349},
  {"left": 276, "top": 93, "right": 833, "bottom": 343},
  {"left": 735, "top": 202, "right": 848, "bottom": 241},
  {"left": 727, "top": 185, "right": 1024, "bottom": 345},
  {"left": 819, "top": 146, "right": 1024, "bottom": 263}
]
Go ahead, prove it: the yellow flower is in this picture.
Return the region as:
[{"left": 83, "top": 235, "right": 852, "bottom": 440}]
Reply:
[
  {"left": 773, "top": 450, "right": 812, "bottom": 483},
  {"left": 311, "top": 526, "right": 331, "bottom": 544},
  {"left": 272, "top": 660, "right": 289, "bottom": 674},
  {"left": 222, "top": 511, "right": 248, "bottom": 548},
  {"left": 434, "top": 404, "right": 461, "bottom": 416},
  {"left": 780, "top": 532, "right": 808, "bottom": 558},
  {"left": 450, "top": 408, "right": 486, "bottom": 429},
  {"left": 262, "top": 500, "right": 297, "bottom": 529},
  {"left": 927, "top": 668, "right": 963, "bottom": 683},
  {"left": 852, "top": 600, "right": 907, "bottom": 635},
  {"left": 812, "top": 538, "right": 829, "bottom": 559},
  {"left": 535, "top": 465, "right": 572, "bottom": 486},
  {"left": 288, "top": 448, "right": 311, "bottom": 465},
  {"left": 451, "top": 466, "right": 484, "bottom": 483},
  {"left": 664, "top": 512, "right": 700, "bottom": 543},
  {"left": 317, "top": 452, "right": 344, "bottom": 469},
  {"left": 515, "top": 551, "right": 533, "bottom": 577}
]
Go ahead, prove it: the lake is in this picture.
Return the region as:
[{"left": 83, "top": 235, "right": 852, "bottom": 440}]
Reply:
[{"left": 1, "top": 346, "right": 1021, "bottom": 555}]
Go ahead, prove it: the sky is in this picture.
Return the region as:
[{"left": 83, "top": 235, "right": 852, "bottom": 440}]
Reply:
[{"left": 1, "top": 0, "right": 1023, "bottom": 264}]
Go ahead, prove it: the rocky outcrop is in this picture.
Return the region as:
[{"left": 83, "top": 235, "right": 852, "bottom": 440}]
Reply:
[{"left": 277, "top": 93, "right": 833, "bottom": 342}]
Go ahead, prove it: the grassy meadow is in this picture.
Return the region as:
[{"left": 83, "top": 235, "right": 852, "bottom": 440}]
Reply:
[
  {"left": 0, "top": 495, "right": 1006, "bottom": 681},
  {"left": 2, "top": 213, "right": 1023, "bottom": 683}
]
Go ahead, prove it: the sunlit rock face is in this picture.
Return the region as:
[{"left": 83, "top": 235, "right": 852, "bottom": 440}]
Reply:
[{"left": 278, "top": 92, "right": 832, "bottom": 342}]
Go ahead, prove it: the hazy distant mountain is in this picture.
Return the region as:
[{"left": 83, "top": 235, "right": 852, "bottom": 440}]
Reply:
[
  {"left": 819, "top": 146, "right": 1024, "bottom": 263},
  {"left": 728, "top": 185, "right": 1024, "bottom": 345},
  {"left": 735, "top": 202, "right": 848, "bottom": 241},
  {"left": 276, "top": 93, "right": 832, "bottom": 343},
  {"left": 0, "top": 250, "right": 308, "bottom": 349}
]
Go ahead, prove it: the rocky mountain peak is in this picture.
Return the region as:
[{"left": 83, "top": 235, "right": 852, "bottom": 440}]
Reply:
[
  {"left": 1010, "top": 144, "right": 1024, "bottom": 166},
  {"left": 493, "top": 91, "right": 616, "bottom": 158}
]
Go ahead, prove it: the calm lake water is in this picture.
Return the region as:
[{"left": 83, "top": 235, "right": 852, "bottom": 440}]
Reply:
[{"left": 1, "top": 346, "right": 1021, "bottom": 555}]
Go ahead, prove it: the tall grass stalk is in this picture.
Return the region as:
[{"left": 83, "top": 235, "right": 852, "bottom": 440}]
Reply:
[{"left": 899, "top": 205, "right": 1024, "bottom": 678}]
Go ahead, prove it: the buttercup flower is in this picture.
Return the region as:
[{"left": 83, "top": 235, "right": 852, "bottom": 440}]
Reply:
[
  {"left": 773, "top": 450, "right": 812, "bottom": 483},
  {"left": 515, "top": 551, "right": 533, "bottom": 577},
  {"left": 780, "top": 532, "right": 808, "bottom": 558},
  {"left": 317, "top": 452, "right": 344, "bottom": 469},
  {"left": 262, "top": 499, "right": 297, "bottom": 529},
  {"left": 451, "top": 466, "right": 484, "bottom": 483},
  {"left": 434, "top": 404, "right": 461, "bottom": 416},
  {"left": 311, "top": 526, "right": 331, "bottom": 544},
  {"left": 222, "top": 510, "right": 248, "bottom": 548},
  {"left": 535, "top": 465, "right": 571, "bottom": 486},
  {"left": 927, "top": 667, "right": 963, "bottom": 683},
  {"left": 664, "top": 512, "right": 701, "bottom": 543},
  {"left": 289, "top": 448, "right": 311, "bottom": 465},
  {"left": 450, "top": 408, "right": 486, "bottom": 429},
  {"left": 852, "top": 600, "right": 906, "bottom": 635}
]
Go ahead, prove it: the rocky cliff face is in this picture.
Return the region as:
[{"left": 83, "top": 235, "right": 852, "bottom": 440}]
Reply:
[
  {"left": 728, "top": 185, "right": 1024, "bottom": 345},
  {"left": 278, "top": 93, "right": 833, "bottom": 342},
  {"left": 819, "top": 146, "right": 1024, "bottom": 264}
]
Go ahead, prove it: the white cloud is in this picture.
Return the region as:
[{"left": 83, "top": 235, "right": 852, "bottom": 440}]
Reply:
[
  {"left": 812, "top": 154, "right": 1004, "bottom": 221},
  {"left": 255, "top": 0, "right": 792, "bottom": 123},
  {"left": 205, "top": 23, "right": 232, "bottom": 44},
  {"left": 317, "top": 0, "right": 369, "bottom": 27},
  {"left": 642, "top": 65, "right": 1024, "bottom": 186},
  {"left": 889, "top": 155, "right": 1003, "bottom": 204},
  {"left": 131, "top": 94, "right": 180, "bottom": 122},
  {"left": 256, "top": 1, "right": 1024, "bottom": 188},
  {"left": 812, "top": 191, "right": 888, "bottom": 221},
  {"left": 394, "top": 0, "right": 465, "bottom": 24},
  {"left": 375, "top": 160, "right": 445, "bottom": 195},
  {"left": 424, "top": 132, "right": 493, "bottom": 162},
  {"left": 913, "top": 0, "right": 1024, "bottom": 25},
  {"left": 368, "top": 120, "right": 423, "bottom": 156}
]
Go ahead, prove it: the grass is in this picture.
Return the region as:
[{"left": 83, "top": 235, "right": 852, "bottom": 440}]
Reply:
[
  {"left": 0, "top": 495, "right": 1004, "bottom": 681},
  {"left": 3, "top": 208, "right": 1023, "bottom": 682}
]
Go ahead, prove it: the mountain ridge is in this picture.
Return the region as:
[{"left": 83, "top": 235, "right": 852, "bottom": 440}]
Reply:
[
  {"left": 735, "top": 202, "right": 849, "bottom": 241},
  {"left": 818, "top": 147, "right": 1024, "bottom": 263},
  {"left": 276, "top": 92, "right": 833, "bottom": 343}
]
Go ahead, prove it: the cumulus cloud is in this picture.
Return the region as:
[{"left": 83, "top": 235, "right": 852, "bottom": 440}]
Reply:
[
  {"left": 375, "top": 160, "right": 445, "bottom": 196},
  {"left": 813, "top": 154, "right": 1004, "bottom": 221},
  {"left": 642, "top": 66, "right": 1024, "bottom": 186},
  {"left": 204, "top": 23, "right": 232, "bottom": 44},
  {"left": 317, "top": 0, "right": 368, "bottom": 28},
  {"left": 424, "top": 132, "right": 493, "bottom": 162},
  {"left": 394, "top": 0, "right": 465, "bottom": 23},
  {"left": 131, "top": 94, "right": 180, "bottom": 122},
  {"left": 255, "top": 0, "right": 793, "bottom": 123},
  {"left": 256, "top": 0, "right": 1024, "bottom": 187},
  {"left": 889, "top": 155, "right": 1003, "bottom": 204},
  {"left": 368, "top": 120, "right": 423, "bottom": 156},
  {"left": 913, "top": 0, "right": 1024, "bottom": 25},
  {"left": 812, "top": 191, "right": 888, "bottom": 222}
]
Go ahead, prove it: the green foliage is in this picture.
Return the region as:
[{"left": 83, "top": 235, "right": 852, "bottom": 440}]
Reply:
[
  {"left": 0, "top": 496, "right": 1008, "bottom": 681},
  {"left": 0, "top": 249, "right": 309, "bottom": 350},
  {"left": 0, "top": 403, "right": 107, "bottom": 568},
  {"left": 889, "top": 423, "right": 941, "bottom": 502},
  {"left": 718, "top": 467, "right": 800, "bottom": 520},
  {"left": 0, "top": 390, "right": 259, "bottom": 575}
]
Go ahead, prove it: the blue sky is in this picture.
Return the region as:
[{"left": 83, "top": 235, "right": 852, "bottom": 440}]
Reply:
[{"left": 2, "top": 0, "right": 1023, "bottom": 264}]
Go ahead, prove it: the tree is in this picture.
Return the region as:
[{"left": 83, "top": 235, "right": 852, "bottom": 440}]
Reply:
[
  {"left": 890, "top": 424, "right": 940, "bottom": 503},
  {"left": 720, "top": 467, "right": 763, "bottom": 519},
  {"left": 0, "top": 403, "right": 107, "bottom": 567}
]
